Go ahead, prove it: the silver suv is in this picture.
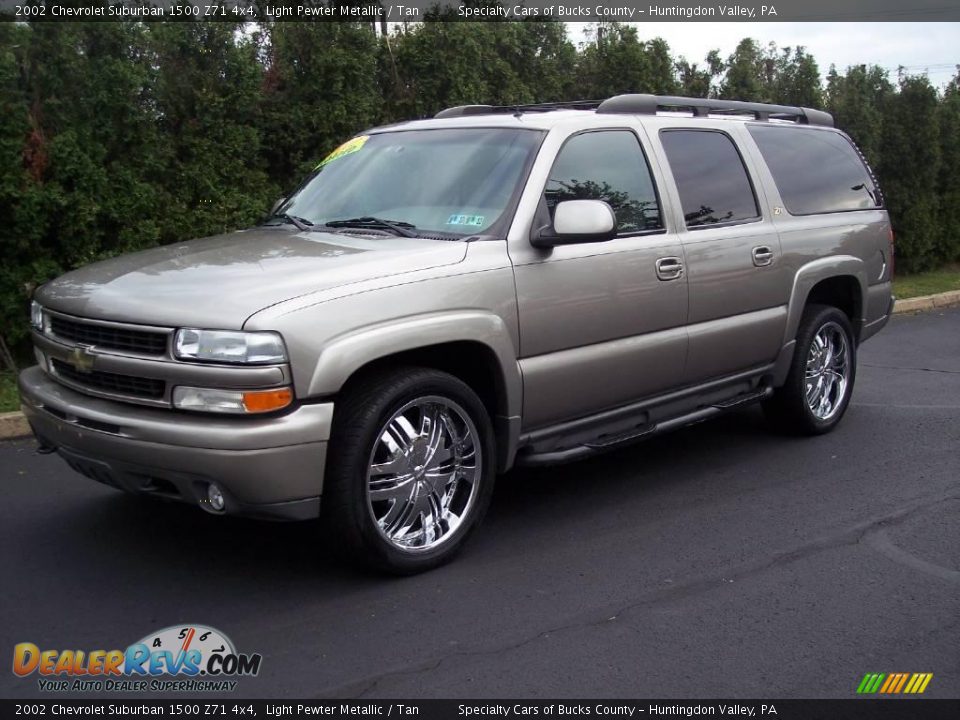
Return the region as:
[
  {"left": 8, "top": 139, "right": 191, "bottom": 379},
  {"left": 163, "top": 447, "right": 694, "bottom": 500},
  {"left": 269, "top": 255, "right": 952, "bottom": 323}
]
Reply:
[{"left": 19, "top": 95, "right": 894, "bottom": 573}]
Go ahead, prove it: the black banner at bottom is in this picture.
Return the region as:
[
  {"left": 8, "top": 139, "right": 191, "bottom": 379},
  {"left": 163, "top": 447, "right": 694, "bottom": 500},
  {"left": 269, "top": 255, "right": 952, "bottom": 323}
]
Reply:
[{"left": 2, "top": 699, "right": 959, "bottom": 720}]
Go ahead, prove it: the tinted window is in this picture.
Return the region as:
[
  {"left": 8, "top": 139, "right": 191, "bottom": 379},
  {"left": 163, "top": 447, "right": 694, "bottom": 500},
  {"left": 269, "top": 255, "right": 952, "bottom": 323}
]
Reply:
[
  {"left": 748, "top": 125, "right": 881, "bottom": 214},
  {"left": 546, "top": 131, "right": 662, "bottom": 233},
  {"left": 660, "top": 130, "right": 759, "bottom": 228}
]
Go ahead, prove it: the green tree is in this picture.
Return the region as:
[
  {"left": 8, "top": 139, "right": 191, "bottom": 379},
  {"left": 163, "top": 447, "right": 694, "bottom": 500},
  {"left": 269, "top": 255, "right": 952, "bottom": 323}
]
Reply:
[
  {"left": 147, "top": 22, "right": 273, "bottom": 240},
  {"left": 826, "top": 64, "right": 891, "bottom": 167},
  {"left": 0, "top": 22, "right": 164, "bottom": 349},
  {"left": 937, "top": 69, "right": 960, "bottom": 262},
  {"left": 676, "top": 50, "right": 723, "bottom": 98},
  {"left": 879, "top": 73, "right": 942, "bottom": 272},
  {"left": 720, "top": 38, "right": 766, "bottom": 101},
  {"left": 258, "top": 21, "right": 381, "bottom": 185},
  {"left": 575, "top": 23, "right": 678, "bottom": 98},
  {"left": 381, "top": 20, "right": 576, "bottom": 118},
  {"left": 769, "top": 46, "right": 822, "bottom": 107}
]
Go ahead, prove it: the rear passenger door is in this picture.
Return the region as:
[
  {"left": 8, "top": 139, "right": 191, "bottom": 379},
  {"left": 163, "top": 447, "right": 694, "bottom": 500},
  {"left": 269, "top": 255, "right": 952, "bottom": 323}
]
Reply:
[
  {"left": 512, "top": 128, "right": 688, "bottom": 430},
  {"left": 656, "top": 127, "right": 790, "bottom": 384}
]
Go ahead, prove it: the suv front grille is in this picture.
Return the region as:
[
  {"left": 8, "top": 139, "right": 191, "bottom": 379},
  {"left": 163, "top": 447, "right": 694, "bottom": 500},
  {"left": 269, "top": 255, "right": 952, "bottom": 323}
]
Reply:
[
  {"left": 51, "top": 358, "right": 166, "bottom": 400},
  {"left": 49, "top": 315, "right": 168, "bottom": 355}
]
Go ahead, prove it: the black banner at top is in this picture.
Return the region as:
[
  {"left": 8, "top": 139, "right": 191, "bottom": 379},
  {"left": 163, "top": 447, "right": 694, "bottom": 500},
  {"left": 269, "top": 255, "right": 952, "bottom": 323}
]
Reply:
[
  {"left": 2, "top": 699, "right": 960, "bottom": 719},
  {"left": 1, "top": 0, "right": 960, "bottom": 23}
]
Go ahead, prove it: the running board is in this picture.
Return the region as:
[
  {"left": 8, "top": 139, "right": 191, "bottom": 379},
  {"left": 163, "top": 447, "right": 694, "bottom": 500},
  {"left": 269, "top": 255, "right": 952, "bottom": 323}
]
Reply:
[
  {"left": 516, "top": 388, "right": 772, "bottom": 468},
  {"left": 710, "top": 388, "right": 771, "bottom": 410}
]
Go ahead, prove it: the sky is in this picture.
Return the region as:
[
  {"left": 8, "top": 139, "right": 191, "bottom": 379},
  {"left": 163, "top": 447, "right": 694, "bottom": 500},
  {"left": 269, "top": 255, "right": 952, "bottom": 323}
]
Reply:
[{"left": 566, "top": 22, "right": 960, "bottom": 89}]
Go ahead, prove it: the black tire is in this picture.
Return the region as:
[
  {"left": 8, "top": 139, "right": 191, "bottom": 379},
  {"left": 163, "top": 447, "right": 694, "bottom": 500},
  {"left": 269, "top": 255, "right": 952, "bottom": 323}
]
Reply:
[
  {"left": 323, "top": 366, "right": 496, "bottom": 574},
  {"left": 763, "top": 304, "right": 857, "bottom": 435}
]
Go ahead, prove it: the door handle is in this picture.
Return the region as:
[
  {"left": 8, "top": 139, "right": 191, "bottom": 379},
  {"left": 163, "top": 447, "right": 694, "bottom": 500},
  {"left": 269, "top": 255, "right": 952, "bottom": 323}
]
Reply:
[
  {"left": 656, "top": 256, "right": 684, "bottom": 281},
  {"left": 752, "top": 246, "right": 775, "bottom": 267}
]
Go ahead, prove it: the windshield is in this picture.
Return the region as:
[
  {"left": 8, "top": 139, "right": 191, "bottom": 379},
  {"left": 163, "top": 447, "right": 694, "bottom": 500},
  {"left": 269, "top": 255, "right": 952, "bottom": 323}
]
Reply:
[{"left": 273, "top": 128, "right": 543, "bottom": 237}]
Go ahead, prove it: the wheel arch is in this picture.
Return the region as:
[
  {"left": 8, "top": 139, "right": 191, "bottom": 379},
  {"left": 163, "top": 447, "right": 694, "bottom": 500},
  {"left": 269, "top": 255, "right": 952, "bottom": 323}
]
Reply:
[
  {"left": 306, "top": 312, "right": 522, "bottom": 471},
  {"left": 784, "top": 257, "right": 868, "bottom": 344}
]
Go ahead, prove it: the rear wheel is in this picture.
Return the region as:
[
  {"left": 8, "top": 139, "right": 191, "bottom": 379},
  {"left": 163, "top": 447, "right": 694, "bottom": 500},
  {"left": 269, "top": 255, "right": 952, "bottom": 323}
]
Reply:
[
  {"left": 324, "top": 367, "right": 495, "bottom": 574},
  {"left": 763, "top": 304, "right": 857, "bottom": 435}
]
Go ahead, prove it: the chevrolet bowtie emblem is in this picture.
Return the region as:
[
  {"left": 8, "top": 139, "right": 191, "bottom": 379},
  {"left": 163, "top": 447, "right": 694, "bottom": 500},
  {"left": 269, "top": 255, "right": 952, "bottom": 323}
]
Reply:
[{"left": 68, "top": 345, "right": 97, "bottom": 374}]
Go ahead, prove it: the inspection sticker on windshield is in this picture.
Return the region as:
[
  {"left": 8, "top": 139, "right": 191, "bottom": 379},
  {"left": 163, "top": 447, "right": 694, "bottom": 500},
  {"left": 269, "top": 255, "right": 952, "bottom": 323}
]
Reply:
[
  {"left": 317, "top": 135, "right": 369, "bottom": 168},
  {"left": 446, "top": 214, "right": 485, "bottom": 227}
]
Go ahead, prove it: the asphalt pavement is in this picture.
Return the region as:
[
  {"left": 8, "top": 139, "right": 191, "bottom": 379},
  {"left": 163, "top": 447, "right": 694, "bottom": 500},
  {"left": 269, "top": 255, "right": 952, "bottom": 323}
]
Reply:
[{"left": 1, "top": 307, "right": 958, "bottom": 700}]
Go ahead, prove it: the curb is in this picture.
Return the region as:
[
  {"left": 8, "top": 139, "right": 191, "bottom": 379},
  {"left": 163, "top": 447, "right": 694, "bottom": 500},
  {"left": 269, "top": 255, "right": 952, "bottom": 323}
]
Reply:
[
  {"left": 892, "top": 289, "right": 960, "bottom": 314},
  {"left": 1, "top": 289, "right": 959, "bottom": 442},
  {"left": 0, "top": 411, "right": 30, "bottom": 441}
]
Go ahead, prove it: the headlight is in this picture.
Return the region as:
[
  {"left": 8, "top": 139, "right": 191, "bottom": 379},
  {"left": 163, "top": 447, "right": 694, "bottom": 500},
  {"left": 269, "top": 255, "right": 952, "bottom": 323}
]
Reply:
[
  {"left": 172, "top": 386, "right": 293, "bottom": 414},
  {"left": 174, "top": 329, "right": 287, "bottom": 364},
  {"left": 30, "top": 301, "right": 44, "bottom": 330}
]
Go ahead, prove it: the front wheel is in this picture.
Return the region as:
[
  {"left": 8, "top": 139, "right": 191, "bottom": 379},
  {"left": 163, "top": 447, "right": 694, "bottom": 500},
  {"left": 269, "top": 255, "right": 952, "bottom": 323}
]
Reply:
[
  {"left": 324, "top": 367, "right": 496, "bottom": 574},
  {"left": 763, "top": 304, "right": 857, "bottom": 435}
]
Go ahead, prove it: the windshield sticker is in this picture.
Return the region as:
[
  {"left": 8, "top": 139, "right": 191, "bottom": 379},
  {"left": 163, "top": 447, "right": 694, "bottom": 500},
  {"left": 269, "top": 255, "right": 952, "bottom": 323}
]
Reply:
[
  {"left": 446, "top": 214, "right": 485, "bottom": 227},
  {"left": 317, "top": 135, "right": 369, "bottom": 168}
]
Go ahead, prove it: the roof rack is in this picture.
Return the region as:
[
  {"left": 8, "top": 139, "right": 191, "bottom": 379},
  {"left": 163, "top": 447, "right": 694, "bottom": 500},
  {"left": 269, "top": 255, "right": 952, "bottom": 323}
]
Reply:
[
  {"left": 596, "top": 94, "right": 833, "bottom": 127},
  {"left": 435, "top": 99, "right": 602, "bottom": 119},
  {"left": 434, "top": 94, "right": 833, "bottom": 127}
]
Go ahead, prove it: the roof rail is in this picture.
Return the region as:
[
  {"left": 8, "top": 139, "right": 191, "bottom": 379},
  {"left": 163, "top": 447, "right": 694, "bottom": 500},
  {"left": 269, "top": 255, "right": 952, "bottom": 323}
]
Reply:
[
  {"left": 596, "top": 94, "right": 834, "bottom": 127},
  {"left": 435, "top": 99, "right": 602, "bottom": 119},
  {"left": 433, "top": 94, "right": 834, "bottom": 127}
]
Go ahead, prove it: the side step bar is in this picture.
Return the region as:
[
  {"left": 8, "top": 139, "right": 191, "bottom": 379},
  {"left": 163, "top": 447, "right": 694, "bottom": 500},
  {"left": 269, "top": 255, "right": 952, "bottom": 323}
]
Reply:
[{"left": 516, "top": 388, "right": 772, "bottom": 468}]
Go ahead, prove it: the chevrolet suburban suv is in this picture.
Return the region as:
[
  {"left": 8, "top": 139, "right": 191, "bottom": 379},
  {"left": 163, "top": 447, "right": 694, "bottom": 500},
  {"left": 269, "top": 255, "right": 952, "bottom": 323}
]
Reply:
[{"left": 19, "top": 94, "right": 894, "bottom": 573}]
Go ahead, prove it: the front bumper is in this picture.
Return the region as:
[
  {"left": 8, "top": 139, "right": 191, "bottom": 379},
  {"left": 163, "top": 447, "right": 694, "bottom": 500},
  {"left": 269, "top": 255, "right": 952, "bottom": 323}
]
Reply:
[{"left": 18, "top": 366, "right": 332, "bottom": 520}]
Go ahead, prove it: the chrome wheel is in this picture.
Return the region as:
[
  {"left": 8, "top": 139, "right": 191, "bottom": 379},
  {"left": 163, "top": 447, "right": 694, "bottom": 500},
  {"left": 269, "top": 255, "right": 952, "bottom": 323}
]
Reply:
[
  {"left": 805, "top": 321, "right": 851, "bottom": 420},
  {"left": 366, "top": 396, "right": 481, "bottom": 553}
]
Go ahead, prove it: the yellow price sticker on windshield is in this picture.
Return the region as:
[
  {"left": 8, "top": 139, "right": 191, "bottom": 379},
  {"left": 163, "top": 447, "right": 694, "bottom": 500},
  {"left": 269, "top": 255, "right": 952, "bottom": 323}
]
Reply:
[{"left": 317, "top": 135, "right": 369, "bottom": 168}]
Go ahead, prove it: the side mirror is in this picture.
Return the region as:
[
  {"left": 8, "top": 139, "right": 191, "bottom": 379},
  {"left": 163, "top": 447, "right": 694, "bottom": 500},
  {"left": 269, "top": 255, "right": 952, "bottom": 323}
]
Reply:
[
  {"left": 269, "top": 197, "right": 286, "bottom": 215},
  {"left": 532, "top": 199, "right": 617, "bottom": 248}
]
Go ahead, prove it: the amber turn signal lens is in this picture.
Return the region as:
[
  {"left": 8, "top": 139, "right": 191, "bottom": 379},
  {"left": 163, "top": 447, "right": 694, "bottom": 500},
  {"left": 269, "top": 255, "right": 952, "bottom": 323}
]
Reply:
[{"left": 241, "top": 387, "right": 293, "bottom": 413}]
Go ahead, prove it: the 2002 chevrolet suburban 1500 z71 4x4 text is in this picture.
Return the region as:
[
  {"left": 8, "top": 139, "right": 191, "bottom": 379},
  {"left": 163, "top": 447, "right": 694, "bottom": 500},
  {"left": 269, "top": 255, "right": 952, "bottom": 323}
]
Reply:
[{"left": 19, "top": 94, "right": 894, "bottom": 573}]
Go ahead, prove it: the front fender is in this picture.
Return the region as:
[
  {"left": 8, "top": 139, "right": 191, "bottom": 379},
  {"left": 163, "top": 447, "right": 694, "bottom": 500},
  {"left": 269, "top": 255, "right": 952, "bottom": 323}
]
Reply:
[{"left": 305, "top": 310, "right": 522, "bottom": 418}]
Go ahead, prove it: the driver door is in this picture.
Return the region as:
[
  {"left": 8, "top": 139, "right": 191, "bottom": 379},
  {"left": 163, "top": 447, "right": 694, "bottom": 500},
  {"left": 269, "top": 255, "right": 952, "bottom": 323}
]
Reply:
[{"left": 510, "top": 128, "right": 688, "bottom": 430}]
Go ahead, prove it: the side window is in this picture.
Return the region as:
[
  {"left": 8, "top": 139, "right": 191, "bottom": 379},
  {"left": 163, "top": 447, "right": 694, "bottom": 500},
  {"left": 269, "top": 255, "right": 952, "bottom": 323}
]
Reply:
[
  {"left": 660, "top": 130, "right": 759, "bottom": 228},
  {"left": 748, "top": 125, "right": 882, "bottom": 214},
  {"left": 545, "top": 131, "right": 662, "bottom": 233}
]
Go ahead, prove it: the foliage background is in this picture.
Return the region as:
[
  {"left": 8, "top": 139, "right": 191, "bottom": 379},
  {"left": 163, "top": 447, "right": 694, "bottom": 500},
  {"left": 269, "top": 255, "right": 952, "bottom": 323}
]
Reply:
[{"left": 1, "top": 17, "right": 959, "bottom": 360}]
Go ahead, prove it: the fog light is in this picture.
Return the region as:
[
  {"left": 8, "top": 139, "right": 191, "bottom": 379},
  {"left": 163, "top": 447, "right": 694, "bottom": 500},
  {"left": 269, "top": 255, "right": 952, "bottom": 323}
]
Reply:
[{"left": 207, "top": 483, "right": 225, "bottom": 511}]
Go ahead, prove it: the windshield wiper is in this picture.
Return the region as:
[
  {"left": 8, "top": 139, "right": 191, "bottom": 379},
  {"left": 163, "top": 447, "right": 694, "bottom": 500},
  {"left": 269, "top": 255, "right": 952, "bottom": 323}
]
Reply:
[
  {"left": 269, "top": 213, "right": 314, "bottom": 231},
  {"left": 324, "top": 216, "right": 418, "bottom": 238}
]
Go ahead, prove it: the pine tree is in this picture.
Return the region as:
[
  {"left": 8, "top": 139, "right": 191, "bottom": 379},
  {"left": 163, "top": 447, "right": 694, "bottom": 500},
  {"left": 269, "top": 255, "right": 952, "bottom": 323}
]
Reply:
[{"left": 880, "top": 74, "right": 942, "bottom": 272}]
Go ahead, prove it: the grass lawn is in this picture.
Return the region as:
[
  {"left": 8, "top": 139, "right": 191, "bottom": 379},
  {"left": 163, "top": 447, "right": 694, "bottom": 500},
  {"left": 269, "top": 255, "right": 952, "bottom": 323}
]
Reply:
[
  {"left": 894, "top": 264, "right": 960, "bottom": 299},
  {"left": 0, "top": 372, "right": 18, "bottom": 413}
]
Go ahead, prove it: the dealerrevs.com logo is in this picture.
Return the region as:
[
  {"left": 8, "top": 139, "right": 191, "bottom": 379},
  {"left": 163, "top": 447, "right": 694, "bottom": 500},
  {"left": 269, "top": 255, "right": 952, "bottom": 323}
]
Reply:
[{"left": 12, "top": 624, "right": 262, "bottom": 693}]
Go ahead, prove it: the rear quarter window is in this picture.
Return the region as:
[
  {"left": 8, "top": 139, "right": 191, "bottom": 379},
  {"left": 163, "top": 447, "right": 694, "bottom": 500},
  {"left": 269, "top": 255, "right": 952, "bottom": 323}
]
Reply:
[{"left": 748, "top": 125, "right": 882, "bottom": 215}]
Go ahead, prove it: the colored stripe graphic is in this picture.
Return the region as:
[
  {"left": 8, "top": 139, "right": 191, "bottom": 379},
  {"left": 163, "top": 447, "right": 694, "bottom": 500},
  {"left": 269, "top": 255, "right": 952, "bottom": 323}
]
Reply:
[
  {"left": 856, "top": 673, "right": 885, "bottom": 693},
  {"left": 857, "top": 672, "right": 933, "bottom": 694}
]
